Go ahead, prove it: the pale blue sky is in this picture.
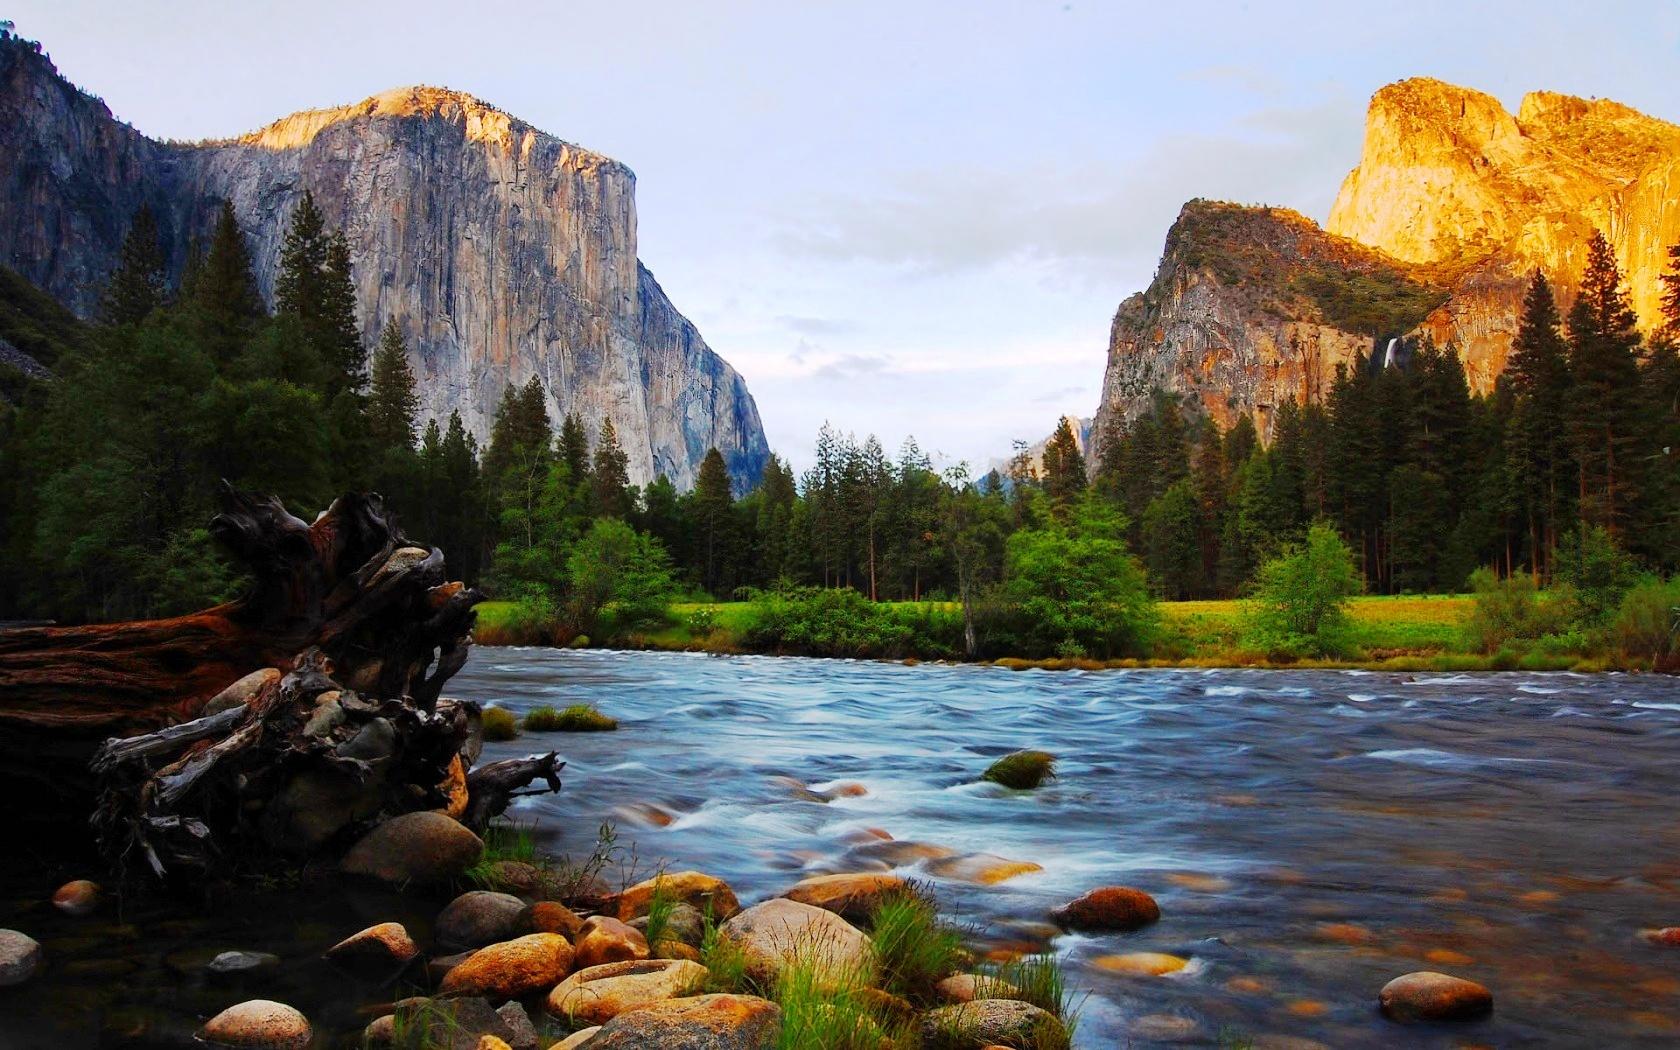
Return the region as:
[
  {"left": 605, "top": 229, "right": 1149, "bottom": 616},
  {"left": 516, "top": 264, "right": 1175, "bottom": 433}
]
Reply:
[{"left": 12, "top": 1, "right": 1679, "bottom": 471}]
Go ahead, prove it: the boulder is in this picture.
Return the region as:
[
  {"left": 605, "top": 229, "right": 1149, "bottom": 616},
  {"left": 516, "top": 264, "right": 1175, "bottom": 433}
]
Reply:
[
  {"left": 0, "top": 929, "right": 41, "bottom": 986},
  {"left": 436, "top": 891, "right": 530, "bottom": 950},
  {"left": 427, "top": 950, "right": 477, "bottom": 984},
  {"left": 523, "top": 901, "right": 585, "bottom": 941},
  {"left": 924, "top": 853, "right": 1043, "bottom": 885},
  {"left": 205, "top": 950, "right": 281, "bottom": 975},
  {"left": 440, "top": 933, "right": 574, "bottom": 999},
  {"left": 719, "top": 898, "right": 872, "bottom": 989},
  {"left": 546, "top": 958, "right": 709, "bottom": 1026},
  {"left": 51, "top": 879, "right": 100, "bottom": 916},
  {"left": 325, "top": 921, "right": 420, "bottom": 982},
  {"left": 780, "top": 873, "right": 908, "bottom": 924},
  {"left": 1378, "top": 971, "right": 1493, "bottom": 1022},
  {"left": 617, "top": 871, "right": 741, "bottom": 922},
  {"left": 934, "top": 972, "right": 1022, "bottom": 1004},
  {"left": 629, "top": 901, "right": 706, "bottom": 947},
  {"left": 386, "top": 996, "right": 524, "bottom": 1050},
  {"left": 918, "top": 1000, "right": 1066, "bottom": 1049},
  {"left": 341, "top": 811, "right": 483, "bottom": 885},
  {"left": 1050, "top": 886, "right": 1160, "bottom": 931},
  {"left": 582, "top": 993, "right": 780, "bottom": 1049},
  {"left": 573, "top": 915, "right": 649, "bottom": 970},
  {"left": 196, "top": 999, "right": 312, "bottom": 1049},
  {"left": 549, "top": 1028, "right": 601, "bottom": 1049}
]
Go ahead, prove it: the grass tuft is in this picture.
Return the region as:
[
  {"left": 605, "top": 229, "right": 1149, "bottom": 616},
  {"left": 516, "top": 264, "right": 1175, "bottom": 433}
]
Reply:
[
  {"left": 986, "top": 952, "right": 1081, "bottom": 1034},
  {"left": 524, "top": 703, "right": 618, "bottom": 732},
  {"left": 481, "top": 705, "right": 518, "bottom": 741},
  {"left": 774, "top": 957, "right": 910, "bottom": 1050},
  {"left": 869, "top": 887, "right": 966, "bottom": 1004},
  {"left": 981, "top": 750, "right": 1057, "bottom": 790},
  {"left": 699, "top": 905, "right": 756, "bottom": 995}
]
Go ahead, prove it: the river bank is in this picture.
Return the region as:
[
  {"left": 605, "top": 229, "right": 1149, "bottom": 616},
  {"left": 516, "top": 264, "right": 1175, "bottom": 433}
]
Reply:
[{"left": 475, "top": 595, "right": 1650, "bottom": 673}]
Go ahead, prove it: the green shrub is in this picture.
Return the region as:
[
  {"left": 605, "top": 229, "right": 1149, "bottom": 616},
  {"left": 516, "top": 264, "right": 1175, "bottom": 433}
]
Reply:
[
  {"left": 687, "top": 604, "right": 719, "bottom": 635},
  {"left": 567, "top": 518, "right": 677, "bottom": 634},
  {"left": 1463, "top": 567, "right": 1567, "bottom": 653},
  {"left": 524, "top": 703, "right": 618, "bottom": 732},
  {"left": 1555, "top": 524, "right": 1640, "bottom": 626},
  {"left": 981, "top": 750, "right": 1057, "bottom": 790},
  {"left": 1001, "top": 495, "right": 1158, "bottom": 659},
  {"left": 481, "top": 706, "right": 518, "bottom": 741},
  {"left": 1613, "top": 577, "right": 1680, "bottom": 666},
  {"left": 1244, "top": 521, "right": 1362, "bottom": 657},
  {"left": 869, "top": 889, "right": 965, "bottom": 1005}
]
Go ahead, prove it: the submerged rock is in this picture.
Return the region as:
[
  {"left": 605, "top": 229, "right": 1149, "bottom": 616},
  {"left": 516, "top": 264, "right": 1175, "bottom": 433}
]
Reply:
[
  {"left": 205, "top": 950, "right": 281, "bottom": 976},
  {"left": 439, "top": 933, "right": 574, "bottom": 999},
  {"left": 980, "top": 750, "right": 1057, "bottom": 789},
  {"left": 0, "top": 929, "right": 41, "bottom": 986},
  {"left": 1092, "top": 951, "right": 1189, "bottom": 977},
  {"left": 197, "top": 999, "right": 311, "bottom": 1049},
  {"left": 573, "top": 915, "right": 649, "bottom": 970},
  {"left": 1050, "top": 886, "right": 1160, "bottom": 931},
  {"left": 325, "top": 921, "right": 420, "bottom": 982},
  {"left": 581, "top": 993, "right": 780, "bottom": 1049},
  {"left": 51, "top": 879, "right": 100, "bottom": 916},
  {"left": 925, "top": 853, "right": 1044, "bottom": 885},
  {"left": 436, "top": 891, "right": 529, "bottom": 950},
  {"left": 546, "top": 958, "right": 709, "bottom": 1026},
  {"left": 719, "top": 898, "right": 872, "bottom": 989},
  {"left": 1378, "top": 971, "right": 1493, "bottom": 1022},
  {"left": 616, "top": 870, "right": 741, "bottom": 921},
  {"left": 918, "top": 999, "right": 1066, "bottom": 1049},
  {"left": 341, "top": 811, "right": 483, "bottom": 885}
]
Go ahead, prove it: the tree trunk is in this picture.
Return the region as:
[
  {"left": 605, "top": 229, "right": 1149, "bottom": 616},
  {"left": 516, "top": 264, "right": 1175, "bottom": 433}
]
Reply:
[{"left": 0, "top": 484, "right": 553, "bottom": 879}]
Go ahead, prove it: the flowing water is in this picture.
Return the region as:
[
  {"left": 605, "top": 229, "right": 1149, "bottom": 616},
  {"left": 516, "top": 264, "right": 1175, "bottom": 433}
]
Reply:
[{"left": 5, "top": 649, "right": 1680, "bottom": 1047}]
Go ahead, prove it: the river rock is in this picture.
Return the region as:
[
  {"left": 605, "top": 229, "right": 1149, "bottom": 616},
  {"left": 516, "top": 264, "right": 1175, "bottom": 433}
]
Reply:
[
  {"left": 548, "top": 1028, "right": 601, "bottom": 1049},
  {"left": 1378, "top": 971, "right": 1493, "bottom": 1022},
  {"left": 477, "top": 1038, "right": 512, "bottom": 1050},
  {"left": 51, "top": 879, "right": 100, "bottom": 916},
  {"left": 573, "top": 915, "right": 649, "bottom": 970},
  {"left": 341, "top": 811, "right": 483, "bottom": 885},
  {"left": 484, "top": 860, "right": 546, "bottom": 895},
  {"left": 935, "top": 972, "right": 1022, "bottom": 1004},
  {"left": 0, "top": 929, "right": 41, "bottom": 986},
  {"left": 197, "top": 999, "right": 312, "bottom": 1049},
  {"left": 206, "top": 950, "right": 281, "bottom": 976},
  {"left": 581, "top": 993, "right": 780, "bottom": 1049},
  {"left": 781, "top": 873, "right": 908, "bottom": 924},
  {"left": 522, "top": 900, "right": 584, "bottom": 940},
  {"left": 918, "top": 1000, "right": 1066, "bottom": 1049},
  {"left": 629, "top": 901, "right": 706, "bottom": 947},
  {"left": 1050, "top": 886, "right": 1160, "bottom": 931},
  {"left": 924, "top": 853, "right": 1044, "bottom": 885},
  {"left": 720, "top": 898, "right": 872, "bottom": 989},
  {"left": 840, "top": 839, "right": 956, "bottom": 870},
  {"left": 440, "top": 933, "right": 574, "bottom": 999},
  {"left": 495, "top": 1001, "right": 539, "bottom": 1050},
  {"left": 1092, "top": 951, "right": 1189, "bottom": 976},
  {"left": 325, "top": 921, "right": 420, "bottom": 982},
  {"left": 546, "top": 958, "right": 709, "bottom": 1026},
  {"left": 384, "top": 996, "right": 523, "bottom": 1050},
  {"left": 203, "top": 668, "right": 282, "bottom": 715},
  {"left": 616, "top": 871, "right": 741, "bottom": 921},
  {"left": 436, "top": 891, "right": 530, "bottom": 950}
]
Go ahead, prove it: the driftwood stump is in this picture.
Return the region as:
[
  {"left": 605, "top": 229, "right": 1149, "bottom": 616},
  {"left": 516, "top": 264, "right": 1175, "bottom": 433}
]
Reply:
[{"left": 0, "top": 485, "right": 561, "bottom": 880}]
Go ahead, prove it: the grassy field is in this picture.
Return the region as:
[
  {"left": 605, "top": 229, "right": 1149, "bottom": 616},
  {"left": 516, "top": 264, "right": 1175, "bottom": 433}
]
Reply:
[{"left": 469, "top": 593, "right": 1576, "bottom": 671}]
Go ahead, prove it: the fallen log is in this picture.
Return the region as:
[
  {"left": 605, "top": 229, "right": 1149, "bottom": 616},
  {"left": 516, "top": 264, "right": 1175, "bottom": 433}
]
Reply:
[{"left": 0, "top": 484, "right": 560, "bottom": 878}]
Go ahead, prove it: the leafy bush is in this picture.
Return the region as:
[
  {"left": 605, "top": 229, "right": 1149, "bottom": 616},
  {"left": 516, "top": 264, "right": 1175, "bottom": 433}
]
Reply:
[
  {"left": 524, "top": 703, "right": 618, "bottom": 732},
  {"left": 743, "top": 588, "right": 961, "bottom": 659},
  {"left": 686, "top": 604, "right": 719, "bottom": 635},
  {"left": 481, "top": 706, "right": 518, "bottom": 741},
  {"left": 1001, "top": 496, "right": 1158, "bottom": 659},
  {"left": 1244, "top": 521, "right": 1362, "bottom": 657},
  {"left": 1613, "top": 577, "right": 1680, "bottom": 667},
  {"left": 1463, "top": 568, "right": 1567, "bottom": 653},
  {"left": 567, "top": 518, "right": 677, "bottom": 634},
  {"left": 1554, "top": 525, "right": 1640, "bottom": 626}
]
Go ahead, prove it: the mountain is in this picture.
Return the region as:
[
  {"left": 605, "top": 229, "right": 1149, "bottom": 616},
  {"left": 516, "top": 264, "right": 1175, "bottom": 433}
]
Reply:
[
  {"left": 0, "top": 33, "right": 768, "bottom": 490},
  {"left": 1093, "top": 77, "right": 1680, "bottom": 454}
]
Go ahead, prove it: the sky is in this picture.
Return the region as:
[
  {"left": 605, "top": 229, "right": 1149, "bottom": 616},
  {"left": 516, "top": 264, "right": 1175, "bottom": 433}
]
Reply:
[{"left": 11, "top": 1, "right": 1679, "bottom": 473}]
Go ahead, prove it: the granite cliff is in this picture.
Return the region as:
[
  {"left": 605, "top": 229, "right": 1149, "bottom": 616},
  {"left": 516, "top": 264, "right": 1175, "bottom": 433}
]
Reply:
[
  {"left": 1094, "top": 77, "right": 1680, "bottom": 453},
  {"left": 0, "top": 35, "right": 768, "bottom": 490}
]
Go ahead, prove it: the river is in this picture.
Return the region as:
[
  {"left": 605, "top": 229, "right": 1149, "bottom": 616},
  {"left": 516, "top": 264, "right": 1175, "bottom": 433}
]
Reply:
[{"left": 4, "top": 650, "right": 1679, "bottom": 1047}]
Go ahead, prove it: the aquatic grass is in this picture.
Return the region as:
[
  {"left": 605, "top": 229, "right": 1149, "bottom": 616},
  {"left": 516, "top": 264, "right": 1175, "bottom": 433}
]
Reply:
[
  {"left": 985, "top": 952, "right": 1083, "bottom": 1037},
  {"left": 524, "top": 702, "right": 618, "bottom": 732},
  {"left": 981, "top": 750, "right": 1057, "bottom": 790},
  {"left": 480, "top": 705, "right": 518, "bottom": 741},
  {"left": 869, "top": 887, "right": 966, "bottom": 1004},
  {"left": 462, "top": 819, "right": 544, "bottom": 891}
]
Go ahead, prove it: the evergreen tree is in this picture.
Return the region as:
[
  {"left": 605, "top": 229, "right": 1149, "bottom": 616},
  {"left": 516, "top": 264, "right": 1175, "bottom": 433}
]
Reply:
[
  {"left": 1504, "top": 271, "right": 1574, "bottom": 579},
  {"left": 558, "top": 413, "right": 592, "bottom": 488},
  {"left": 692, "top": 448, "right": 735, "bottom": 596},
  {"left": 1041, "top": 417, "right": 1087, "bottom": 505},
  {"left": 102, "top": 204, "right": 165, "bottom": 326},
  {"left": 1661, "top": 243, "right": 1680, "bottom": 344},
  {"left": 320, "top": 232, "right": 366, "bottom": 394},
  {"left": 367, "top": 324, "right": 420, "bottom": 452},
  {"left": 592, "top": 416, "right": 632, "bottom": 518},
  {"left": 1566, "top": 232, "right": 1643, "bottom": 536},
  {"left": 192, "top": 200, "right": 265, "bottom": 366},
  {"left": 275, "top": 193, "right": 364, "bottom": 395},
  {"left": 275, "top": 193, "right": 328, "bottom": 321},
  {"left": 1141, "top": 479, "right": 1201, "bottom": 600}
]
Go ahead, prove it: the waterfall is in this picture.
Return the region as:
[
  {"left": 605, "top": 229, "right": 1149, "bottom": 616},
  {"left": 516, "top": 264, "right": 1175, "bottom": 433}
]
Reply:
[{"left": 1382, "top": 337, "right": 1400, "bottom": 369}]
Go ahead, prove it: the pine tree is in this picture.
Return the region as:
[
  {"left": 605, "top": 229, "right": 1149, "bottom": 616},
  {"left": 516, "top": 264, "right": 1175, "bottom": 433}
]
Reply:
[
  {"left": 102, "top": 204, "right": 165, "bottom": 326},
  {"left": 367, "top": 324, "right": 420, "bottom": 452},
  {"left": 1504, "top": 271, "right": 1574, "bottom": 579},
  {"left": 1566, "top": 232, "right": 1643, "bottom": 535},
  {"left": 1661, "top": 243, "right": 1680, "bottom": 343},
  {"left": 692, "top": 448, "right": 735, "bottom": 596},
  {"left": 320, "top": 232, "right": 365, "bottom": 394},
  {"left": 275, "top": 193, "right": 363, "bottom": 395},
  {"left": 592, "top": 416, "right": 631, "bottom": 518},
  {"left": 275, "top": 192, "right": 327, "bottom": 320},
  {"left": 1041, "top": 417, "right": 1087, "bottom": 505},
  {"left": 192, "top": 200, "right": 265, "bottom": 366}
]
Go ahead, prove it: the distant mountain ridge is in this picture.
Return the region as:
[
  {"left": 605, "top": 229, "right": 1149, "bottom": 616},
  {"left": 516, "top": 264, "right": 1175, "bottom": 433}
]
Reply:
[
  {"left": 1092, "top": 77, "right": 1680, "bottom": 456},
  {"left": 0, "top": 33, "right": 769, "bottom": 490}
]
